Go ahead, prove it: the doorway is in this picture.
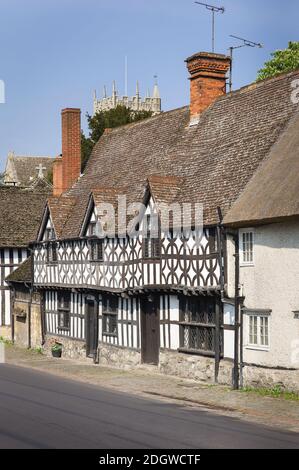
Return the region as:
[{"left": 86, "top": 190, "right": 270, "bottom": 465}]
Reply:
[
  {"left": 140, "top": 296, "right": 160, "bottom": 365},
  {"left": 85, "top": 296, "right": 98, "bottom": 359}
]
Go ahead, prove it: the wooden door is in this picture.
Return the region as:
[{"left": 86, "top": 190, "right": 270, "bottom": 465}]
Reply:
[
  {"left": 141, "top": 296, "right": 160, "bottom": 365},
  {"left": 85, "top": 297, "right": 98, "bottom": 358}
]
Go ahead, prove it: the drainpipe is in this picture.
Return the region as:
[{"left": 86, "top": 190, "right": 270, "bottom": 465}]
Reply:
[
  {"left": 239, "top": 295, "right": 245, "bottom": 388},
  {"left": 25, "top": 282, "right": 32, "bottom": 349},
  {"left": 215, "top": 207, "right": 225, "bottom": 383},
  {"left": 233, "top": 231, "right": 240, "bottom": 390},
  {"left": 11, "top": 286, "right": 15, "bottom": 343}
]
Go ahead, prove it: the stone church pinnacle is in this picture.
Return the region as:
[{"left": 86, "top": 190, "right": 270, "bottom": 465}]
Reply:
[{"left": 93, "top": 79, "right": 162, "bottom": 116}]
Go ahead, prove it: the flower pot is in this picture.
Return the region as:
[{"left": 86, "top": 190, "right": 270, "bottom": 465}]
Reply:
[{"left": 52, "top": 349, "right": 62, "bottom": 358}]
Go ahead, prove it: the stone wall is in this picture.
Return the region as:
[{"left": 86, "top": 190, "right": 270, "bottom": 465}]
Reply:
[
  {"left": 43, "top": 335, "right": 87, "bottom": 360},
  {"left": 42, "top": 336, "right": 299, "bottom": 392},
  {"left": 159, "top": 350, "right": 233, "bottom": 385},
  {"left": 159, "top": 350, "right": 299, "bottom": 391},
  {"left": 242, "top": 365, "right": 299, "bottom": 393},
  {"left": 98, "top": 343, "right": 141, "bottom": 369}
]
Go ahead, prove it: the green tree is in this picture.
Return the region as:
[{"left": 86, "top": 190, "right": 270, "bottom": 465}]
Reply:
[
  {"left": 257, "top": 41, "right": 299, "bottom": 81},
  {"left": 81, "top": 105, "right": 153, "bottom": 170},
  {"left": 46, "top": 168, "right": 53, "bottom": 185}
]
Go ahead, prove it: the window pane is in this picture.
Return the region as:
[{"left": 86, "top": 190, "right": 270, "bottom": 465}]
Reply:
[
  {"left": 242, "top": 232, "right": 253, "bottom": 263},
  {"left": 249, "top": 316, "right": 258, "bottom": 345},
  {"left": 260, "top": 317, "right": 269, "bottom": 346},
  {"left": 103, "top": 313, "right": 117, "bottom": 335}
]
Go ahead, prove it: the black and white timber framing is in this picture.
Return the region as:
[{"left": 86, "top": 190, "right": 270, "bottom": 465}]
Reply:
[
  {"left": 0, "top": 248, "right": 29, "bottom": 326},
  {"left": 32, "top": 194, "right": 225, "bottom": 363}
]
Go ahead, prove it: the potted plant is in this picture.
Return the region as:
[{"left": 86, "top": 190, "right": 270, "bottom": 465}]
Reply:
[{"left": 51, "top": 342, "right": 62, "bottom": 358}]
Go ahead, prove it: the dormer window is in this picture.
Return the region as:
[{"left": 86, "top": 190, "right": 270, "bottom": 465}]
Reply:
[
  {"left": 87, "top": 221, "right": 97, "bottom": 237},
  {"left": 47, "top": 242, "right": 58, "bottom": 264},
  {"left": 44, "top": 227, "right": 55, "bottom": 241},
  {"left": 143, "top": 214, "right": 161, "bottom": 260},
  {"left": 89, "top": 239, "right": 104, "bottom": 262}
]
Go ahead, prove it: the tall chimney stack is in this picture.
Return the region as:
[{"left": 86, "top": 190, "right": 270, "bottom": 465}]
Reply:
[
  {"left": 53, "top": 108, "right": 81, "bottom": 196},
  {"left": 185, "top": 52, "right": 231, "bottom": 124}
]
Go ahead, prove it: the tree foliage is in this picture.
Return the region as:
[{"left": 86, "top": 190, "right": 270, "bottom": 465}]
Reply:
[
  {"left": 257, "top": 41, "right": 299, "bottom": 81},
  {"left": 81, "top": 105, "right": 153, "bottom": 170},
  {"left": 46, "top": 168, "right": 53, "bottom": 185}
]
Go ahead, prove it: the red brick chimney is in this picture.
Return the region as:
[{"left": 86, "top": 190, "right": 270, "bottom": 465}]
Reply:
[
  {"left": 185, "top": 52, "right": 231, "bottom": 124},
  {"left": 53, "top": 156, "right": 63, "bottom": 197},
  {"left": 53, "top": 108, "right": 81, "bottom": 196}
]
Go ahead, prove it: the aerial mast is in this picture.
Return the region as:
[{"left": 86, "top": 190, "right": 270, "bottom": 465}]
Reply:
[
  {"left": 195, "top": 2, "right": 225, "bottom": 53},
  {"left": 228, "top": 35, "right": 263, "bottom": 92}
]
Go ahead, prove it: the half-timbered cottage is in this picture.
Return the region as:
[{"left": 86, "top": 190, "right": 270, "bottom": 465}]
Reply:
[
  {"left": 0, "top": 183, "right": 51, "bottom": 339},
  {"left": 31, "top": 51, "right": 299, "bottom": 389}
]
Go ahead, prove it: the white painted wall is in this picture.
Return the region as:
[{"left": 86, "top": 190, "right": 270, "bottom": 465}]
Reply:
[{"left": 227, "top": 220, "right": 299, "bottom": 369}]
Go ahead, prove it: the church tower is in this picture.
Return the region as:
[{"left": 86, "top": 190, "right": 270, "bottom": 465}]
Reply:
[{"left": 93, "top": 79, "right": 162, "bottom": 116}]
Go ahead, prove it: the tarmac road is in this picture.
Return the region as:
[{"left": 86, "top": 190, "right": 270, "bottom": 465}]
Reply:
[{"left": 0, "top": 364, "right": 298, "bottom": 449}]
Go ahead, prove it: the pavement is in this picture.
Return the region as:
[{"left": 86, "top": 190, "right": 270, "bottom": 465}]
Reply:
[{"left": 2, "top": 344, "right": 299, "bottom": 439}]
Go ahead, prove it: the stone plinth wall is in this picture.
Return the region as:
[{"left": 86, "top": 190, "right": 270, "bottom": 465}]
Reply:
[
  {"left": 98, "top": 344, "right": 141, "bottom": 369},
  {"left": 42, "top": 338, "right": 299, "bottom": 391},
  {"left": 242, "top": 365, "right": 299, "bottom": 393},
  {"left": 159, "top": 350, "right": 233, "bottom": 385},
  {"left": 43, "top": 335, "right": 87, "bottom": 360}
]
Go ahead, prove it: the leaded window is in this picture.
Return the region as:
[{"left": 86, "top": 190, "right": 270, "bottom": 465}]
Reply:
[
  {"left": 179, "top": 297, "right": 222, "bottom": 355},
  {"left": 44, "top": 227, "right": 55, "bottom": 241},
  {"left": 47, "top": 242, "right": 58, "bottom": 264},
  {"left": 87, "top": 221, "right": 97, "bottom": 237},
  {"left": 58, "top": 292, "right": 71, "bottom": 330},
  {"left": 102, "top": 296, "right": 118, "bottom": 336},
  {"left": 143, "top": 214, "right": 161, "bottom": 259},
  {"left": 89, "top": 239, "right": 104, "bottom": 262}
]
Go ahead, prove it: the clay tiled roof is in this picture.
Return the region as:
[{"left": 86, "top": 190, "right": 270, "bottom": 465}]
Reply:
[
  {"left": 223, "top": 111, "right": 299, "bottom": 227},
  {"left": 0, "top": 185, "right": 51, "bottom": 247},
  {"left": 43, "top": 69, "right": 299, "bottom": 238},
  {"left": 6, "top": 256, "right": 32, "bottom": 284},
  {"left": 4, "top": 154, "right": 54, "bottom": 187},
  {"left": 47, "top": 196, "right": 77, "bottom": 238}
]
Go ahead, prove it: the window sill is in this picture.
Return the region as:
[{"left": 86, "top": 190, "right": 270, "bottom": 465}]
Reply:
[
  {"left": 240, "top": 263, "right": 254, "bottom": 268},
  {"left": 245, "top": 345, "right": 269, "bottom": 352},
  {"left": 57, "top": 327, "right": 70, "bottom": 332},
  {"left": 179, "top": 321, "right": 216, "bottom": 328},
  {"left": 143, "top": 258, "right": 161, "bottom": 263},
  {"left": 178, "top": 348, "right": 216, "bottom": 358}
]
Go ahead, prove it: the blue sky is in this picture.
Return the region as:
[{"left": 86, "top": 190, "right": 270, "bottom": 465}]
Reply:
[{"left": 0, "top": 0, "right": 298, "bottom": 170}]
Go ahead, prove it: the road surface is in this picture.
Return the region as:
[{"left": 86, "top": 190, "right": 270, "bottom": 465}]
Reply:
[{"left": 0, "top": 364, "right": 298, "bottom": 449}]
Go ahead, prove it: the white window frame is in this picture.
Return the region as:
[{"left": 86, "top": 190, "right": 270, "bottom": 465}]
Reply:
[
  {"left": 245, "top": 312, "right": 270, "bottom": 351},
  {"left": 239, "top": 229, "right": 254, "bottom": 267}
]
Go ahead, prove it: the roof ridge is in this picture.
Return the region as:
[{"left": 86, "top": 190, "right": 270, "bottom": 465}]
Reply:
[
  {"left": 100, "top": 106, "right": 189, "bottom": 136},
  {"left": 220, "top": 67, "right": 299, "bottom": 103}
]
